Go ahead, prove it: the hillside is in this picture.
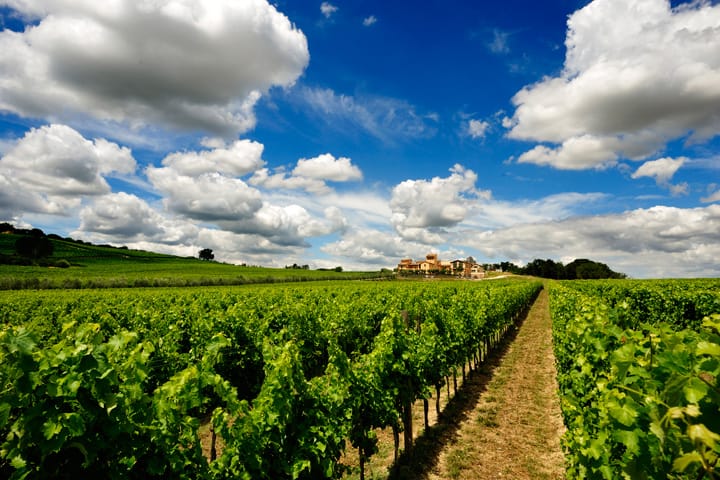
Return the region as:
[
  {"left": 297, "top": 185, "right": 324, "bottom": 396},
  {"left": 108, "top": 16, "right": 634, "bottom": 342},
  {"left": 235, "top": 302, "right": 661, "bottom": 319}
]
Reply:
[{"left": 0, "top": 228, "right": 389, "bottom": 289}]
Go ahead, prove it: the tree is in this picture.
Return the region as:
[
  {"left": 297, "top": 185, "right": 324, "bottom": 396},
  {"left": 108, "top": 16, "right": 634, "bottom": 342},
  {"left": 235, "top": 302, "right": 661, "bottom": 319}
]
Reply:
[
  {"left": 500, "top": 261, "right": 521, "bottom": 274},
  {"left": 15, "top": 235, "right": 54, "bottom": 259},
  {"left": 565, "top": 258, "right": 626, "bottom": 279},
  {"left": 198, "top": 248, "right": 214, "bottom": 261},
  {"left": 523, "top": 258, "right": 564, "bottom": 279}
]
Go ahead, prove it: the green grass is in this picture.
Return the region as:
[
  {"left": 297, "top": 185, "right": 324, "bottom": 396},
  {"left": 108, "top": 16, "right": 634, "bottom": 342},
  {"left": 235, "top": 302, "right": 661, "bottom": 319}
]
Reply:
[{"left": 0, "top": 233, "right": 392, "bottom": 289}]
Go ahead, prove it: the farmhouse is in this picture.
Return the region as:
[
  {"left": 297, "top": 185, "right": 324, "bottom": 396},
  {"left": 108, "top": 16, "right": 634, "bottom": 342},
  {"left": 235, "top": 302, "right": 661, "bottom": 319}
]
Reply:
[{"left": 397, "top": 253, "right": 485, "bottom": 278}]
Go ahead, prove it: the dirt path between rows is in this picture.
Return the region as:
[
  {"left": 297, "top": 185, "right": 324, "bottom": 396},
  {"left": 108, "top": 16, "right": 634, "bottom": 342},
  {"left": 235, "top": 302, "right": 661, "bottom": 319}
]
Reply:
[
  {"left": 341, "top": 286, "right": 567, "bottom": 480},
  {"left": 426, "top": 286, "right": 566, "bottom": 479}
]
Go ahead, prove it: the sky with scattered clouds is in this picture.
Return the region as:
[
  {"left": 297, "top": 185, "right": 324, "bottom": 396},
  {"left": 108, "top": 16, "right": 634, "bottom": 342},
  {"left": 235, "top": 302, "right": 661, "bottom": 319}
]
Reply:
[{"left": 1, "top": 0, "right": 719, "bottom": 278}]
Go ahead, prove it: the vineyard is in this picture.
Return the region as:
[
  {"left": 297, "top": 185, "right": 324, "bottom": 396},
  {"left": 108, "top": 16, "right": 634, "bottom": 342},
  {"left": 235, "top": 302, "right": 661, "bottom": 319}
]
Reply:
[
  {"left": 549, "top": 279, "right": 720, "bottom": 479},
  {"left": 0, "top": 278, "right": 541, "bottom": 479},
  {"left": 3, "top": 276, "right": 719, "bottom": 479}
]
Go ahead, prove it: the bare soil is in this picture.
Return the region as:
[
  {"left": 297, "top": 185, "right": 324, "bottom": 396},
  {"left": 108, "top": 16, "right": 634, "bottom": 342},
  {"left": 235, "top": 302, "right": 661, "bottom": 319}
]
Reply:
[{"left": 426, "top": 286, "right": 566, "bottom": 480}]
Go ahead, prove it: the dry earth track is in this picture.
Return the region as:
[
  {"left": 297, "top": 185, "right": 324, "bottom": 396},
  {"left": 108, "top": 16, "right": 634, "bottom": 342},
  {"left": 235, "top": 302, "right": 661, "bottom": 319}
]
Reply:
[{"left": 426, "top": 286, "right": 566, "bottom": 479}]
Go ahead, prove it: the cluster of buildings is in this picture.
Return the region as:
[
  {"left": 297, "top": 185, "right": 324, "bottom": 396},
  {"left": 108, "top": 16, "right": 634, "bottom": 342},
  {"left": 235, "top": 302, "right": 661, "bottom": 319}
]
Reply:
[{"left": 396, "top": 253, "right": 485, "bottom": 279}]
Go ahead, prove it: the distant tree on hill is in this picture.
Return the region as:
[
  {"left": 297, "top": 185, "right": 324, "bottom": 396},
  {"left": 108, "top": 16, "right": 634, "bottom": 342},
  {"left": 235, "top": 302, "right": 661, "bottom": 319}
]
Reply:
[
  {"left": 524, "top": 258, "right": 565, "bottom": 279},
  {"left": 565, "top": 258, "right": 626, "bottom": 279},
  {"left": 515, "top": 257, "right": 625, "bottom": 279},
  {"left": 15, "top": 235, "right": 54, "bottom": 259},
  {"left": 500, "top": 261, "right": 521, "bottom": 274},
  {"left": 198, "top": 248, "right": 214, "bottom": 261}
]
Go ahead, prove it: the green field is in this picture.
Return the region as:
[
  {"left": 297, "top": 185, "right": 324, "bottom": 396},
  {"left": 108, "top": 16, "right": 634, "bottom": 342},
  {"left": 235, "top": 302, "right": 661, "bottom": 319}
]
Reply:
[
  {"left": 0, "top": 277, "right": 541, "bottom": 479},
  {"left": 0, "top": 233, "right": 390, "bottom": 289}
]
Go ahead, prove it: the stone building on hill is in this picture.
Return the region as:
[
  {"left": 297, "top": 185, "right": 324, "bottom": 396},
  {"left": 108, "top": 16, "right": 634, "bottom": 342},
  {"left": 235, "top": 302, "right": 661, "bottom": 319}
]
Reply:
[{"left": 397, "top": 253, "right": 485, "bottom": 278}]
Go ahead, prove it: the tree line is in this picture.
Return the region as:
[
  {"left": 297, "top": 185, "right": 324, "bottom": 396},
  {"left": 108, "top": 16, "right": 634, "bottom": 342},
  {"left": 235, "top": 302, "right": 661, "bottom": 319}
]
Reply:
[{"left": 497, "top": 258, "right": 626, "bottom": 279}]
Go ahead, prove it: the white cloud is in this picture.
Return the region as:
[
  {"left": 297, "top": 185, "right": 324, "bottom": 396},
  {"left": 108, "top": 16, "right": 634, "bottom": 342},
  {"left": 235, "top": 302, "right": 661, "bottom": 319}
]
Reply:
[
  {"left": 631, "top": 157, "right": 685, "bottom": 183},
  {"left": 467, "top": 119, "right": 490, "bottom": 139},
  {"left": 456, "top": 205, "right": 720, "bottom": 277},
  {"left": 632, "top": 156, "right": 688, "bottom": 195},
  {"left": 390, "top": 164, "right": 490, "bottom": 241},
  {"left": 320, "top": 2, "right": 338, "bottom": 18},
  {"left": 249, "top": 153, "right": 362, "bottom": 194},
  {"left": 292, "top": 153, "right": 363, "bottom": 181},
  {"left": 701, "top": 188, "right": 720, "bottom": 203},
  {"left": 146, "top": 168, "right": 264, "bottom": 222},
  {"left": 363, "top": 15, "right": 377, "bottom": 27},
  {"left": 507, "top": 0, "right": 720, "bottom": 169},
  {"left": 0, "top": 124, "right": 136, "bottom": 217},
  {"left": 517, "top": 135, "right": 620, "bottom": 170},
  {"left": 297, "top": 86, "right": 438, "bottom": 143},
  {"left": 78, "top": 192, "right": 169, "bottom": 239},
  {"left": 74, "top": 194, "right": 307, "bottom": 262},
  {"left": 461, "top": 204, "right": 720, "bottom": 278},
  {"left": 249, "top": 168, "right": 330, "bottom": 194},
  {"left": 0, "top": 0, "right": 309, "bottom": 136},
  {"left": 144, "top": 143, "right": 349, "bottom": 246},
  {"left": 160, "top": 140, "right": 265, "bottom": 177},
  {"left": 213, "top": 202, "right": 345, "bottom": 247}
]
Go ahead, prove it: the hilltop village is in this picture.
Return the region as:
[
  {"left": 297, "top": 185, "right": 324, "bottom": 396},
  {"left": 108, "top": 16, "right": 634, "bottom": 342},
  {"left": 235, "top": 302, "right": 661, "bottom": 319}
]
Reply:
[{"left": 396, "top": 253, "right": 486, "bottom": 279}]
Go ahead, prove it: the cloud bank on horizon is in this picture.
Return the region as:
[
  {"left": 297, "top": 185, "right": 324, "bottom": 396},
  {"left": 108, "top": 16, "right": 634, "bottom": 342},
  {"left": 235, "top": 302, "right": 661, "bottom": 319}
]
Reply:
[{"left": 0, "top": 0, "right": 719, "bottom": 278}]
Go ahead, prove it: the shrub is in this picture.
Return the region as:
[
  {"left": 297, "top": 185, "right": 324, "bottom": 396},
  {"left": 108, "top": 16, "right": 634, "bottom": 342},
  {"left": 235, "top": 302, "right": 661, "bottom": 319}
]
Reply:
[{"left": 54, "top": 259, "right": 71, "bottom": 268}]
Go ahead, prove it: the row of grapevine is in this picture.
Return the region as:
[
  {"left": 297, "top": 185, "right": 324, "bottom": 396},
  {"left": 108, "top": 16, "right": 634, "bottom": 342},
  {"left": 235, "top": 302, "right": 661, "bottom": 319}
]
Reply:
[
  {"left": 1, "top": 279, "right": 541, "bottom": 479},
  {"left": 548, "top": 280, "right": 720, "bottom": 479},
  {"left": 561, "top": 278, "right": 720, "bottom": 330}
]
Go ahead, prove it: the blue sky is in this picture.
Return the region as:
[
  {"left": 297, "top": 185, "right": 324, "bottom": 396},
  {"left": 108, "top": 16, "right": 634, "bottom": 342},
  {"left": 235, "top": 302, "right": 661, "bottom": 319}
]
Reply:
[{"left": 0, "top": 0, "right": 719, "bottom": 277}]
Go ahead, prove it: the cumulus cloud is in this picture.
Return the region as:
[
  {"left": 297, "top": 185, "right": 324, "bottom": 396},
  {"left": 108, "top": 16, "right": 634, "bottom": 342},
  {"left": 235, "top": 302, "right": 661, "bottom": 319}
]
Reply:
[
  {"left": 160, "top": 140, "right": 265, "bottom": 177},
  {"left": 461, "top": 204, "right": 720, "bottom": 277},
  {"left": 506, "top": 0, "right": 720, "bottom": 169},
  {"left": 214, "top": 203, "right": 346, "bottom": 247},
  {"left": 78, "top": 192, "right": 169, "bottom": 239},
  {"left": 631, "top": 156, "right": 688, "bottom": 195},
  {"left": 467, "top": 119, "right": 490, "bottom": 139},
  {"left": 292, "top": 153, "right": 363, "bottom": 181},
  {"left": 249, "top": 153, "right": 363, "bottom": 194},
  {"left": 297, "top": 86, "right": 438, "bottom": 143},
  {"left": 632, "top": 157, "right": 685, "bottom": 183},
  {"left": 249, "top": 168, "right": 330, "bottom": 194},
  {"left": 74, "top": 194, "right": 308, "bottom": 261},
  {"left": 390, "top": 164, "right": 490, "bottom": 241},
  {"left": 0, "top": 0, "right": 309, "bottom": 136},
  {"left": 146, "top": 165, "right": 264, "bottom": 222},
  {"left": 517, "top": 135, "right": 621, "bottom": 170},
  {"left": 0, "top": 124, "right": 135, "bottom": 217},
  {"left": 144, "top": 143, "right": 349, "bottom": 246}
]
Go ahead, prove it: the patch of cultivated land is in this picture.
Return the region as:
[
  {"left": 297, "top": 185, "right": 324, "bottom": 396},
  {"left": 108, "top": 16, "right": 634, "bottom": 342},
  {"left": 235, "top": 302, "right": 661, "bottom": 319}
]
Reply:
[{"left": 428, "top": 287, "right": 565, "bottom": 480}]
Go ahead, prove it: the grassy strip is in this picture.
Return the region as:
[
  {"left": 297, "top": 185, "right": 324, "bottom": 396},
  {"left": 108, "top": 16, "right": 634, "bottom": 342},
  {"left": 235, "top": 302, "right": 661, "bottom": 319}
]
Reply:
[{"left": 433, "top": 287, "right": 565, "bottom": 480}]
